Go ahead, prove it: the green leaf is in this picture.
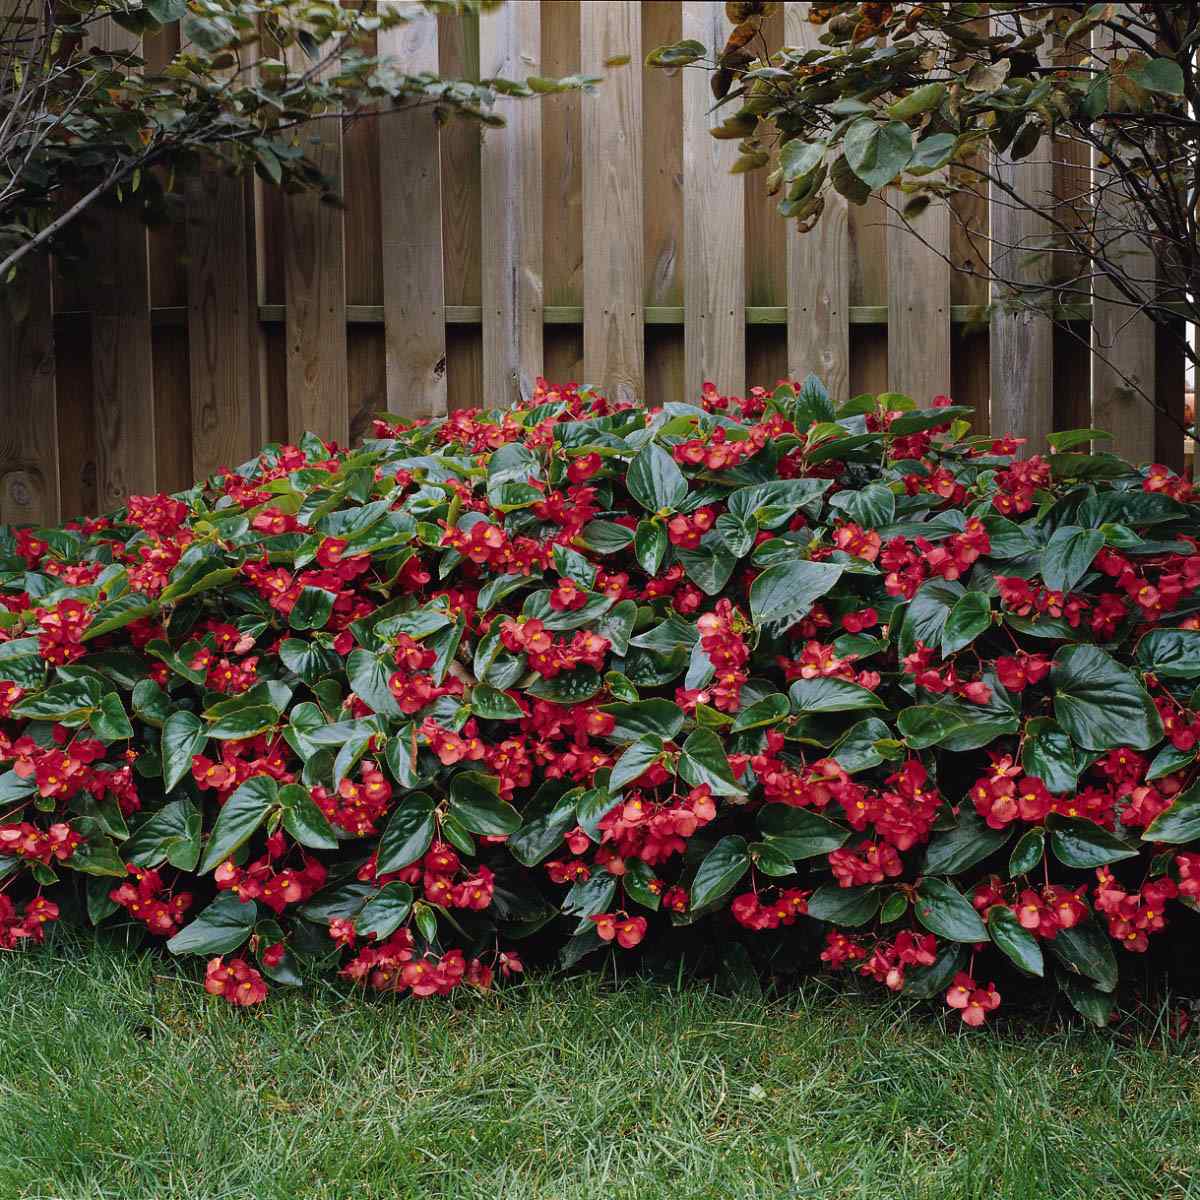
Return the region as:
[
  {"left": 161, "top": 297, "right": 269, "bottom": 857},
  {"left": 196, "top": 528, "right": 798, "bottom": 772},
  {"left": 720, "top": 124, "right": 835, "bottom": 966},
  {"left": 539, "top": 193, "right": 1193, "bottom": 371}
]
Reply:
[
  {"left": 90, "top": 692, "right": 133, "bottom": 741},
  {"left": 676, "top": 540, "right": 737, "bottom": 596},
  {"left": 689, "top": 836, "right": 750, "bottom": 910},
  {"left": 1049, "top": 920, "right": 1118, "bottom": 992},
  {"left": 921, "top": 811, "right": 1011, "bottom": 875},
  {"left": 1047, "top": 814, "right": 1138, "bottom": 868},
  {"left": 727, "top": 479, "right": 830, "bottom": 528},
  {"left": 1136, "top": 629, "right": 1200, "bottom": 679},
  {"left": 715, "top": 512, "right": 757, "bottom": 558},
  {"left": 167, "top": 893, "right": 258, "bottom": 956},
  {"left": 623, "top": 859, "right": 663, "bottom": 909},
  {"left": 376, "top": 792, "right": 437, "bottom": 873},
  {"left": 1020, "top": 721, "right": 1081, "bottom": 794},
  {"left": 198, "top": 775, "right": 276, "bottom": 873},
  {"left": 206, "top": 704, "right": 278, "bottom": 740},
  {"left": 789, "top": 676, "right": 884, "bottom": 714},
  {"left": 1008, "top": 827, "right": 1045, "bottom": 878},
  {"left": 805, "top": 884, "right": 882, "bottom": 926},
  {"left": 161, "top": 711, "right": 207, "bottom": 793},
  {"left": 844, "top": 118, "right": 913, "bottom": 188},
  {"left": 626, "top": 443, "right": 687, "bottom": 512},
  {"left": 526, "top": 666, "right": 602, "bottom": 704},
  {"left": 940, "top": 591, "right": 992, "bottom": 656},
  {"left": 1058, "top": 973, "right": 1116, "bottom": 1027},
  {"left": 832, "top": 718, "right": 897, "bottom": 773},
  {"left": 600, "top": 700, "right": 685, "bottom": 742},
  {"left": 903, "top": 942, "right": 967, "bottom": 999},
  {"left": 987, "top": 905, "right": 1044, "bottom": 977},
  {"left": 678, "top": 728, "right": 743, "bottom": 796},
  {"left": 1142, "top": 779, "right": 1200, "bottom": 844},
  {"left": 124, "top": 798, "right": 202, "bottom": 870},
  {"left": 749, "top": 559, "right": 844, "bottom": 631},
  {"left": 634, "top": 519, "right": 668, "bottom": 576},
  {"left": 1051, "top": 645, "right": 1163, "bottom": 752},
  {"left": 279, "top": 638, "right": 341, "bottom": 684},
  {"left": 288, "top": 586, "right": 335, "bottom": 630},
  {"left": 356, "top": 882, "right": 414, "bottom": 941},
  {"left": 470, "top": 684, "right": 524, "bottom": 721},
  {"left": 609, "top": 734, "right": 664, "bottom": 791},
  {"left": 757, "top": 804, "right": 849, "bottom": 859},
  {"left": 897, "top": 704, "right": 972, "bottom": 749},
  {"left": 506, "top": 784, "right": 580, "bottom": 867},
  {"left": 448, "top": 771, "right": 521, "bottom": 835},
  {"left": 346, "top": 648, "right": 404, "bottom": 719},
  {"left": 1041, "top": 526, "right": 1104, "bottom": 592},
  {"left": 580, "top": 520, "right": 635, "bottom": 554},
  {"left": 730, "top": 693, "right": 790, "bottom": 733},
  {"left": 1131, "top": 57, "right": 1184, "bottom": 96},
  {"left": 914, "top": 877, "right": 987, "bottom": 943},
  {"left": 899, "top": 579, "right": 963, "bottom": 658},
  {"left": 278, "top": 783, "right": 338, "bottom": 850}
]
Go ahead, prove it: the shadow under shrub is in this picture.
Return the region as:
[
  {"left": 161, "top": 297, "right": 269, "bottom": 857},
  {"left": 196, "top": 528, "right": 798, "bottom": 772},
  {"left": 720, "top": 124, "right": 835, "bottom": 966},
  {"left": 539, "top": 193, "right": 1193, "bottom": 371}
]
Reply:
[{"left": 2, "top": 378, "right": 1200, "bottom": 1027}]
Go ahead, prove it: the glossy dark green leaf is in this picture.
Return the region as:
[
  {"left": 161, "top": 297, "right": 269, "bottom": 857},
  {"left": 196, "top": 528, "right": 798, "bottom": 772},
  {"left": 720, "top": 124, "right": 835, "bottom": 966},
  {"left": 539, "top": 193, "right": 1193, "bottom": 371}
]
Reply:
[
  {"left": 601, "top": 699, "right": 685, "bottom": 742},
  {"left": 1142, "top": 779, "right": 1200, "bottom": 844},
  {"left": 730, "top": 693, "right": 790, "bottom": 733},
  {"left": 1051, "top": 645, "right": 1163, "bottom": 752},
  {"left": 507, "top": 784, "right": 580, "bottom": 867},
  {"left": 622, "top": 858, "right": 663, "bottom": 909},
  {"left": 1008, "top": 827, "right": 1045, "bottom": 878},
  {"left": 749, "top": 559, "right": 844, "bottom": 631},
  {"left": 167, "top": 893, "right": 258, "bottom": 956},
  {"left": 278, "top": 783, "right": 338, "bottom": 850},
  {"left": 1135, "top": 629, "right": 1200, "bottom": 679},
  {"left": 161, "top": 710, "right": 207, "bottom": 793},
  {"left": 678, "top": 727, "right": 743, "bottom": 796},
  {"left": 789, "top": 676, "right": 885, "bottom": 714},
  {"left": 940, "top": 591, "right": 992, "bottom": 656},
  {"left": 124, "top": 798, "right": 202, "bottom": 870},
  {"left": 377, "top": 792, "right": 436, "bottom": 873},
  {"left": 346, "top": 648, "right": 403, "bottom": 718},
  {"left": 757, "top": 804, "right": 849, "bottom": 859},
  {"left": 689, "top": 835, "right": 750, "bottom": 910},
  {"left": 1047, "top": 814, "right": 1139, "bottom": 868},
  {"left": 898, "top": 579, "right": 963, "bottom": 658},
  {"left": 805, "top": 884, "right": 882, "bottom": 927},
  {"left": 89, "top": 692, "right": 134, "bottom": 741},
  {"left": 447, "top": 771, "right": 521, "bottom": 836},
  {"left": 198, "top": 775, "right": 276, "bottom": 873},
  {"left": 987, "top": 904, "right": 1044, "bottom": 977},
  {"left": 914, "top": 877, "right": 987, "bottom": 943},
  {"left": 609, "top": 734, "right": 664, "bottom": 792},
  {"left": 470, "top": 683, "right": 524, "bottom": 721},
  {"left": 921, "top": 811, "right": 1011, "bottom": 874},
  {"left": 355, "top": 882, "right": 414, "bottom": 941},
  {"left": 1049, "top": 920, "right": 1118, "bottom": 992},
  {"left": 1041, "top": 525, "right": 1104, "bottom": 592},
  {"left": 626, "top": 443, "right": 687, "bottom": 512}
]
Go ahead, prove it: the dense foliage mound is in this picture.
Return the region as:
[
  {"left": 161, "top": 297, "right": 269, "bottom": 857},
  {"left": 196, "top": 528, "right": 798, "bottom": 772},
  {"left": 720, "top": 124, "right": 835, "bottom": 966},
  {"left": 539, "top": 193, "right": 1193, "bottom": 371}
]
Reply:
[{"left": 3, "top": 380, "right": 1200, "bottom": 1025}]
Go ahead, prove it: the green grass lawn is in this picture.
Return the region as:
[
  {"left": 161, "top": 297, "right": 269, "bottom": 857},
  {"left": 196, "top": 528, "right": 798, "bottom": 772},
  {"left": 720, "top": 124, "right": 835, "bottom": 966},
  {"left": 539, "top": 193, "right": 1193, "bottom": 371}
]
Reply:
[{"left": 1, "top": 933, "right": 1198, "bottom": 1200}]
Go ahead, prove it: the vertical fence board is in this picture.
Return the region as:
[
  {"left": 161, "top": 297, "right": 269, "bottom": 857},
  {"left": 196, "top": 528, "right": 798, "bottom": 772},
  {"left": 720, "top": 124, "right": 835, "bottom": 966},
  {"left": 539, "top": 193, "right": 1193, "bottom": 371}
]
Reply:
[
  {"left": 682, "top": 2, "right": 744, "bottom": 399},
  {"left": 543, "top": 0, "right": 583, "bottom": 309},
  {"left": 642, "top": 0, "right": 682, "bottom": 309},
  {"left": 581, "top": 0, "right": 643, "bottom": 401},
  {"left": 0, "top": 264, "right": 58, "bottom": 525},
  {"left": 186, "top": 172, "right": 260, "bottom": 477},
  {"left": 887, "top": 183, "right": 950, "bottom": 403},
  {"left": 989, "top": 18, "right": 1052, "bottom": 452},
  {"left": 90, "top": 19, "right": 155, "bottom": 508},
  {"left": 784, "top": 1, "right": 848, "bottom": 397},
  {"left": 1091, "top": 18, "right": 1155, "bottom": 464},
  {"left": 481, "top": 1, "right": 543, "bottom": 404},
  {"left": 283, "top": 44, "right": 348, "bottom": 443},
  {"left": 380, "top": 9, "right": 447, "bottom": 418}
]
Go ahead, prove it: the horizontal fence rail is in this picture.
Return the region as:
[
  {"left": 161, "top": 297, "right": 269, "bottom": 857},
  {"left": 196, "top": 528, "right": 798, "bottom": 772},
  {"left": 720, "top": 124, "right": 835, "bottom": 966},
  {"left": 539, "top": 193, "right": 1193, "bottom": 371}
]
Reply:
[{"left": 0, "top": 0, "right": 1189, "bottom": 527}]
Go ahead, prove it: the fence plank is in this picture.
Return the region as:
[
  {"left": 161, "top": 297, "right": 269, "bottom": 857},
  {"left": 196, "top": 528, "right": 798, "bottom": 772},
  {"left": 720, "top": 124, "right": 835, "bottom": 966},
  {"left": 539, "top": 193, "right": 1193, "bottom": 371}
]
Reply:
[
  {"left": 379, "top": 8, "right": 447, "bottom": 418},
  {"left": 887, "top": 182, "right": 950, "bottom": 404},
  {"left": 90, "top": 19, "right": 156, "bottom": 508},
  {"left": 283, "top": 47, "right": 348, "bottom": 444},
  {"left": 990, "top": 16, "right": 1053, "bottom": 453},
  {"left": 186, "top": 172, "right": 260, "bottom": 478},
  {"left": 1090, "top": 18, "right": 1156, "bottom": 465},
  {"left": 784, "top": 1, "right": 848, "bottom": 397},
  {"left": 682, "top": 1, "right": 744, "bottom": 399},
  {"left": 480, "top": 0, "right": 543, "bottom": 404},
  {"left": 0, "top": 264, "right": 59, "bottom": 525},
  {"left": 580, "top": 0, "right": 643, "bottom": 402}
]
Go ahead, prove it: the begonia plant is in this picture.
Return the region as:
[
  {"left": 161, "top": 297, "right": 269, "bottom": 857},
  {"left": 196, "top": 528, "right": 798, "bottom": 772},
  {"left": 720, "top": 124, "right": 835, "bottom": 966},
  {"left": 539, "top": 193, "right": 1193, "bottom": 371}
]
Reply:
[{"left": 2, "top": 378, "right": 1199, "bottom": 1026}]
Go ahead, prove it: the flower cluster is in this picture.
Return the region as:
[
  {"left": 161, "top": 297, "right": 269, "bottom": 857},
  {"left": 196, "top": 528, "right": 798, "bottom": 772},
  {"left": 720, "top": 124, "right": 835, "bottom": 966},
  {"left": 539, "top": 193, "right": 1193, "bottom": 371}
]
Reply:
[{"left": 0, "top": 377, "right": 1197, "bottom": 1029}]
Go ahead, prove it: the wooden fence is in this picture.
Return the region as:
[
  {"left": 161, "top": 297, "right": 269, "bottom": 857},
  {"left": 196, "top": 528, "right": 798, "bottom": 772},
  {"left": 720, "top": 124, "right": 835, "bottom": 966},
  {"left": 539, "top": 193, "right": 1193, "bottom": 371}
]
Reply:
[{"left": 0, "top": 0, "right": 1190, "bottom": 526}]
